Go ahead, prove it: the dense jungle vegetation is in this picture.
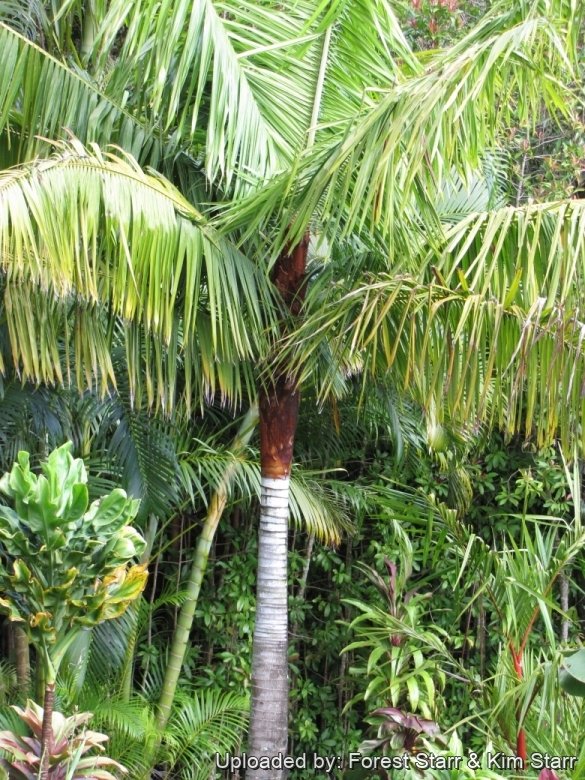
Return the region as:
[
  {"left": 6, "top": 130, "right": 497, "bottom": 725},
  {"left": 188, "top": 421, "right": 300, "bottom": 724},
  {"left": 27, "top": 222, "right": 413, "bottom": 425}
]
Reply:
[{"left": 0, "top": 0, "right": 584, "bottom": 778}]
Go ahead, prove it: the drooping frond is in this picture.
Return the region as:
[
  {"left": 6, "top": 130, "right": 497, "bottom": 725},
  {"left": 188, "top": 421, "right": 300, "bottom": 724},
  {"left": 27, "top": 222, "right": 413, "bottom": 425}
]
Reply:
[
  {"left": 0, "top": 141, "right": 275, "bottom": 411},
  {"left": 0, "top": 381, "right": 72, "bottom": 469},
  {"left": 317, "top": 0, "right": 419, "bottom": 127},
  {"left": 294, "top": 382, "right": 426, "bottom": 470},
  {"left": 0, "top": 23, "right": 162, "bottom": 165},
  {"left": 100, "top": 0, "right": 324, "bottom": 189},
  {"left": 91, "top": 391, "right": 183, "bottom": 518},
  {"left": 0, "top": 1, "right": 46, "bottom": 40},
  {"left": 225, "top": 4, "right": 580, "bottom": 251},
  {"left": 430, "top": 197, "right": 585, "bottom": 445},
  {"left": 285, "top": 198, "right": 585, "bottom": 451},
  {"left": 300, "top": 8, "right": 580, "bottom": 244},
  {"left": 94, "top": 0, "right": 417, "bottom": 193}
]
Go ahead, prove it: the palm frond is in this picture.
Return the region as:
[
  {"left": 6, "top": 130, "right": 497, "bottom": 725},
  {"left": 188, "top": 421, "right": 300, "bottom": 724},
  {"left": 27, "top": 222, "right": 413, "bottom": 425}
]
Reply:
[
  {"left": 430, "top": 196, "right": 585, "bottom": 445},
  {"left": 0, "top": 381, "right": 72, "bottom": 470},
  {"left": 83, "top": 608, "right": 139, "bottom": 693},
  {"left": 178, "top": 438, "right": 357, "bottom": 544},
  {"left": 102, "top": 0, "right": 324, "bottom": 189},
  {"left": 0, "top": 1, "right": 46, "bottom": 40},
  {"left": 0, "top": 141, "right": 275, "bottom": 411},
  {"left": 96, "top": 0, "right": 417, "bottom": 193},
  {"left": 93, "top": 396, "right": 183, "bottom": 518},
  {"left": 285, "top": 197, "right": 585, "bottom": 451},
  {"left": 75, "top": 688, "right": 156, "bottom": 777},
  {"left": 288, "top": 471, "right": 355, "bottom": 544},
  {"left": 304, "top": 8, "right": 579, "bottom": 244},
  {"left": 434, "top": 157, "right": 510, "bottom": 225},
  {"left": 81, "top": 692, "right": 153, "bottom": 741},
  {"left": 162, "top": 688, "right": 249, "bottom": 780},
  {"left": 295, "top": 383, "right": 426, "bottom": 469},
  {"left": 316, "top": 0, "right": 419, "bottom": 133},
  {"left": 0, "top": 22, "right": 163, "bottom": 165},
  {"left": 0, "top": 660, "right": 18, "bottom": 706},
  {"left": 225, "top": 5, "right": 580, "bottom": 251},
  {"left": 0, "top": 703, "right": 25, "bottom": 734}
]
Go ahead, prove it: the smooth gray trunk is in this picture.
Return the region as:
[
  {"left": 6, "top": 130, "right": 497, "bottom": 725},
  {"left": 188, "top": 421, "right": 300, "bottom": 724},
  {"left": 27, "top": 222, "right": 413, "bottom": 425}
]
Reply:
[{"left": 247, "top": 476, "right": 290, "bottom": 779}]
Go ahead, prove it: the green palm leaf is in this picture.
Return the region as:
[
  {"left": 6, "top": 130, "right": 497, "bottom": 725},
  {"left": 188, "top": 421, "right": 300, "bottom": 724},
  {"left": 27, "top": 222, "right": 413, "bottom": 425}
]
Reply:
[
  {"left": 104, "top": 0, "right": 323, "bottom": 188},
  {"left": 285, "top": 197, "right": 585, "bottom": 449},
  {"left": 303, "top": 9, "right": 578, "bottom": 244},
  {"left": 225, "top": 4, "right": 580, "bottom": 251},
  {"left": 178, "top": 437, "right": 357, "bottom": 544},
  {"left": 97, "top": 0, "right": 417, "bottom": 192},
  {"left": 0, "top": 23, "right": 162, "bottom": 165},
  {"left": 162, "top": 689, "right": 249, "bottom": 780},
  {"left": 0, "top": 1, "right": 46, "bottom": 40},
  {"left": 0, "top": 141, "right": 275, "bottom": 411}
]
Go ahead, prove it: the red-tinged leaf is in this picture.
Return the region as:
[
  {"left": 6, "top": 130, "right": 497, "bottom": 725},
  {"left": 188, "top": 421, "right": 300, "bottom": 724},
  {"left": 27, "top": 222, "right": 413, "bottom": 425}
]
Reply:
[
  {"left": 538, "top": 770, "right": 560, "bottom": 780},
  {"left": 0, "top": 759, "right": 36, "bottom": 780},
  {"left": 371, "top": 707, "right": 439, "bottom": 735},
  {"left": 0, "top": 701, "right": 127, "bottom": 779},
  {"left": 12, "top": 701, "right": 44, "bottom": 736}
]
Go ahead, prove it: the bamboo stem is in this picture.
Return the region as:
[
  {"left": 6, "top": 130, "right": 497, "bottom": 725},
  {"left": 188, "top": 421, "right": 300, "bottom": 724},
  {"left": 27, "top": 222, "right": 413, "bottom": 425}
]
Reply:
[{"left": 153, "top": 405, "right": 259, "bottom": 737}]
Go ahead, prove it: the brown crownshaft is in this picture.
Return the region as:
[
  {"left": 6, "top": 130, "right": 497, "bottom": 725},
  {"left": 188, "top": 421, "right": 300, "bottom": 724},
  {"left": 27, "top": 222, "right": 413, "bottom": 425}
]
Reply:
[
  {"left": 259, "top": 376, "right": 299, "bottom": 478},
  {"left": 270, "top": 234, "right": 310, "bottom": 315},
  {"left": 259, "top": 233, "right": 309, "bottom": 479}
]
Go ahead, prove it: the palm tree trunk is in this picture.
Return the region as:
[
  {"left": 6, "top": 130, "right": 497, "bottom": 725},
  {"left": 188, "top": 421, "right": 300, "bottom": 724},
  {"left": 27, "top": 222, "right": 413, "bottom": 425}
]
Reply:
[
  {"left": 155, "top": 405, "right": 259, "bottom": 734},
  {"left": 247, "top": 384, "right": 298, "bottom": 779},
  {"left": 248, "top": 235, "right": 309, "bottom": 779},
  {"left": 247, "top": 473, "right": 291, "bottom": 771},
  {"left": 246, "top": 24, "right": 330, "bottom": 771}
]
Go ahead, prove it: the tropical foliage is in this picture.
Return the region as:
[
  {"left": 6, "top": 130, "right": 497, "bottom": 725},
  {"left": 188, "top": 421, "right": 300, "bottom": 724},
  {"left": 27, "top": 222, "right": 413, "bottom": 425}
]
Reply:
[
  {"left": 0, "top": 444, "right": 146, "bottom": 677},
  {"left": 0, "top": 700, "right": 126, "bottom": 780},
  {"left": 0, "top": 0, "right": 584, "bottom": 779}
]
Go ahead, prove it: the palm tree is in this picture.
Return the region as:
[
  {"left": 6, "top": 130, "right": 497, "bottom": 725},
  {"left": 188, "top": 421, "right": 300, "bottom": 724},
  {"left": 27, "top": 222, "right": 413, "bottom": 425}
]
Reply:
[
  {"left": 1, "top": 2, "right": 585, "bottom": 778},
  {"left": 221, "top": 3, "right": 585, "bottom": 772}
]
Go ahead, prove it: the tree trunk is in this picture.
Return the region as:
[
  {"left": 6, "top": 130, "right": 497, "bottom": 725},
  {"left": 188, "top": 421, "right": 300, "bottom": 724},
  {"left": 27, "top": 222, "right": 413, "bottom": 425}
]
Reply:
[
  {"left": 248, "top": 236, "right": 309, "bottom": 779},
  {"left": 13, "top": 626, "right": 30, "bottom": 698},
  {"left": 40, "top": 681, "right": 55, "bottom": 780},
  {"left": 247, "top": 473, "right": 293, "bottom": 776}
]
